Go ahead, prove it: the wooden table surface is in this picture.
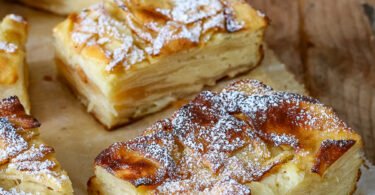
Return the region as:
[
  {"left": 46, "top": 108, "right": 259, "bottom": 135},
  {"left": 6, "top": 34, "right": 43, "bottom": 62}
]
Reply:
[{"left": 250, "top": 0, "right": 375, "bottom": 162}]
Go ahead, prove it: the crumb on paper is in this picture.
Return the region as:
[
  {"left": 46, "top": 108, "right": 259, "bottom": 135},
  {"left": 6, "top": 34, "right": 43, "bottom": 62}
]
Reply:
[{"left": 43, "top": 75, "right": 53, "bottom": 82}]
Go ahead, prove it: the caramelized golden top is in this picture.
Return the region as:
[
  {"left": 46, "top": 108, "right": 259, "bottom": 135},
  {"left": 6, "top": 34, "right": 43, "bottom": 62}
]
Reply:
[
  {"left": 0, "top": 14, "right": 28, "bottom": 85},
  {"left": 0, "top": 96, "right": 39, "bottom": 131},
  {"left": 95, "top": 80, "right": 361, "bottom": 194},
  {"left": 64, "top": 0, "right": 267, "bottom": 71},
  {"left": 0, "top": 97, "right": 70, "bottom": 187}
]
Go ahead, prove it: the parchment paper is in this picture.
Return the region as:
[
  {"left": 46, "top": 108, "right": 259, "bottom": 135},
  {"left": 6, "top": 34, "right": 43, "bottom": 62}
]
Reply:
[{"left": 0, "top": 1, "right": 373, "bottom": 194}]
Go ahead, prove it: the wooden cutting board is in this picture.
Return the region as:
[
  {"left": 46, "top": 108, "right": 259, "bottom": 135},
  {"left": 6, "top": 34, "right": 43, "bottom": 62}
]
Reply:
[
  {"left": 0, "top": 1, "right": 306, "bottom": 194},
  {"left": 250, "top": 0, "right": 375, "bottom": 162}
]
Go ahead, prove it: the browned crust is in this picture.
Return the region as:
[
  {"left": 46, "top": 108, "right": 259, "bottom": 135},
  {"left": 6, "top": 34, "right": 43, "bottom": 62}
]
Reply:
[
  {"left": 95, "top": 143, "right": 163, "bottom": 186},
  {"left": 87, "top": 176, "right": 101, "bottom": 195},
  {"left": 0, "top": 96, "right": 40, "bottom": 129},
  {"left": 311, "top": 139, "right": 356, "bottom": 175},
  {"left": 64, "top": 0, "right": 268, "bottom": 72},
  {"left": 93, "top": 80, "right": 361, "bottom": 191},
  {"left": 349, "top": 168, "right": 362, "bottom": 195},
  {"left": 0, "top": 60, "right": 19, "bottom": 85}
]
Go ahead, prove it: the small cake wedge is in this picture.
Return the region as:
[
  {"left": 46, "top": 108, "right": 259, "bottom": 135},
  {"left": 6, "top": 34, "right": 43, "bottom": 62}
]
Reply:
[
  {"left": 53, "top": 0, "right": 268, "bottom": 129},
  {"left": 0, "top": 14, "right": 30, "bottom": 113},
  {"left": 0, "top": 96, "right": 73, "bottom": 194},
  {"left": 88, "top": 80, "right": 363, "bottom": 195}
]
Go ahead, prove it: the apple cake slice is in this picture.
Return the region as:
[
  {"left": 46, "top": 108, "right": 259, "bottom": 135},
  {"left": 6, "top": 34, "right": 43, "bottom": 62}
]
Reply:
[
  {"left": 0, "top": 14, "right": 30, "bottom": 114},
  {"left": 88, "top": 79, "right": 363, "bottom": 195},
  {"left": 13, "top": 0, "right": 99, "bottom": 15},
  {"left": 0, "top": 96, "right": 73, "bottom": 194},
  {"left": 53, "top": 0, "right": 268, "bottom": 129}
]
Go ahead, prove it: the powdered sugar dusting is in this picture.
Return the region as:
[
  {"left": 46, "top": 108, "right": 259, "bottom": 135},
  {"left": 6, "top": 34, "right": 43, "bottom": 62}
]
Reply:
[
  {"left": 0, "top": 98, "right": 71, "bottom": 191},
  {"left": 71, "top": 32, "right": 92, "bottom": 45},
  {"left": 0, "top": 42, "right": 17, "bottom": 53},
  {"left": 8, "top": 14, "right": 26, "bottom": 24},
  {"left": 71, "top": 0, "right": 250, "bottom": 71},
  {"left": 126, "top": 129, "right": 179, "bottom": 185},
  {"left": 224, "top": 7, "right": 244, "bottom": 32},
  {"left": 0, "top": 188, "right": 31, "bottom": 195},
  {"left": 168, "top": 0, "right": 223, "bottom": 24},
  {"left": 12, "top": 144, "right": 53, "bottom": 163},
  {"left": 0, "top": 118, "right": 69, "bottom": 185},
  {"left": 9, "top": 160, "right": 56, "bottom": 172},
  {"left": 73, "top": 4, "right": 145, "bottom": 71},
  {"left": 268, "top": 133, "right": 299, "bottom": 148},
  {"left": 96, "top": 80, "right": 356, "bottom": 193},
  {"left": 0, "top": 118, "right": 28, "bottom": 163},
  {"left": 257, "top": 10, "right": 266, "bottom": 17}
]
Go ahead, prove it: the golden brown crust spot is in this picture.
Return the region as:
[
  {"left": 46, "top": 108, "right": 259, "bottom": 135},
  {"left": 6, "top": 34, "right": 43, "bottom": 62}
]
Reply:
[
  {"left": 96, "top": 143, "right": 163, "bottom": 186},
  {"left": 87, "top": 176, "right": 99, "bottom": 195},
  {"left": 312, "top": 139, "right": 356, "bottom": 175},
  {"left": 65, "top": 0, "right": 267, "bottom": 71},
  {"left": 0, "top": 14, "right": 28, "bottom": 85},
  {"left": 0, "top": 58, "right": 18, "bottom": 85},
  {"left": 0, "top": 96, "right": 40, "bottom": 129}
]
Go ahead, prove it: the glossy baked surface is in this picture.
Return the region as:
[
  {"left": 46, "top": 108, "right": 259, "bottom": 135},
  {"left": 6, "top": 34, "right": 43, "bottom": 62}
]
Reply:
[
  {"left": 92, "top": 80, "right": 362, "bottom": 194},
  {"left": 63, "top": 0, "right": 267, "bottom": 72},
  {"left": 0, "top": 15, "right": 26, "bottom": 85}
]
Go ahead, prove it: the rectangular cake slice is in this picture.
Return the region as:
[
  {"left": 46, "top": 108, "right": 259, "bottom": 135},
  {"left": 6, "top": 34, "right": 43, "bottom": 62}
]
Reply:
[
  {"left": 53, "top": 0, "right": 268, "bottom": 129},
  {"left": 0, "top": 14, "right": 30, "bottom": 113},
  {"left": 88, "top": 80, "right": 363, "bottom": 195}
]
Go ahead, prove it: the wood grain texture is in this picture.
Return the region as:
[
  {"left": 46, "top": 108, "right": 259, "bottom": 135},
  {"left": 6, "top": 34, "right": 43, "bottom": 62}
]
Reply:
[
  {"left": 249, "top": 0, "right": 375, "bottom": 161},
  {"left": 303, "top": 0, "right": 375, "bottom": 161},
  {"left": 249, "top": 0, "right": 304, "bottom": 82}
]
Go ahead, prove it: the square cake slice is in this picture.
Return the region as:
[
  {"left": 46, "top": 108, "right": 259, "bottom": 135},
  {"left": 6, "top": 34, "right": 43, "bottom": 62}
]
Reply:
[
  {"left": 53, "top": 0, "right": 268, "bottom": 129},
  {"left": 0, "top": 14, "right": 30, "bottom": 113},
  {"left": 88, "top": 80, "right": 363, "bottom": 195},
  {"left": 0, "top": 97, "right": 73, "bottom": 194}
]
